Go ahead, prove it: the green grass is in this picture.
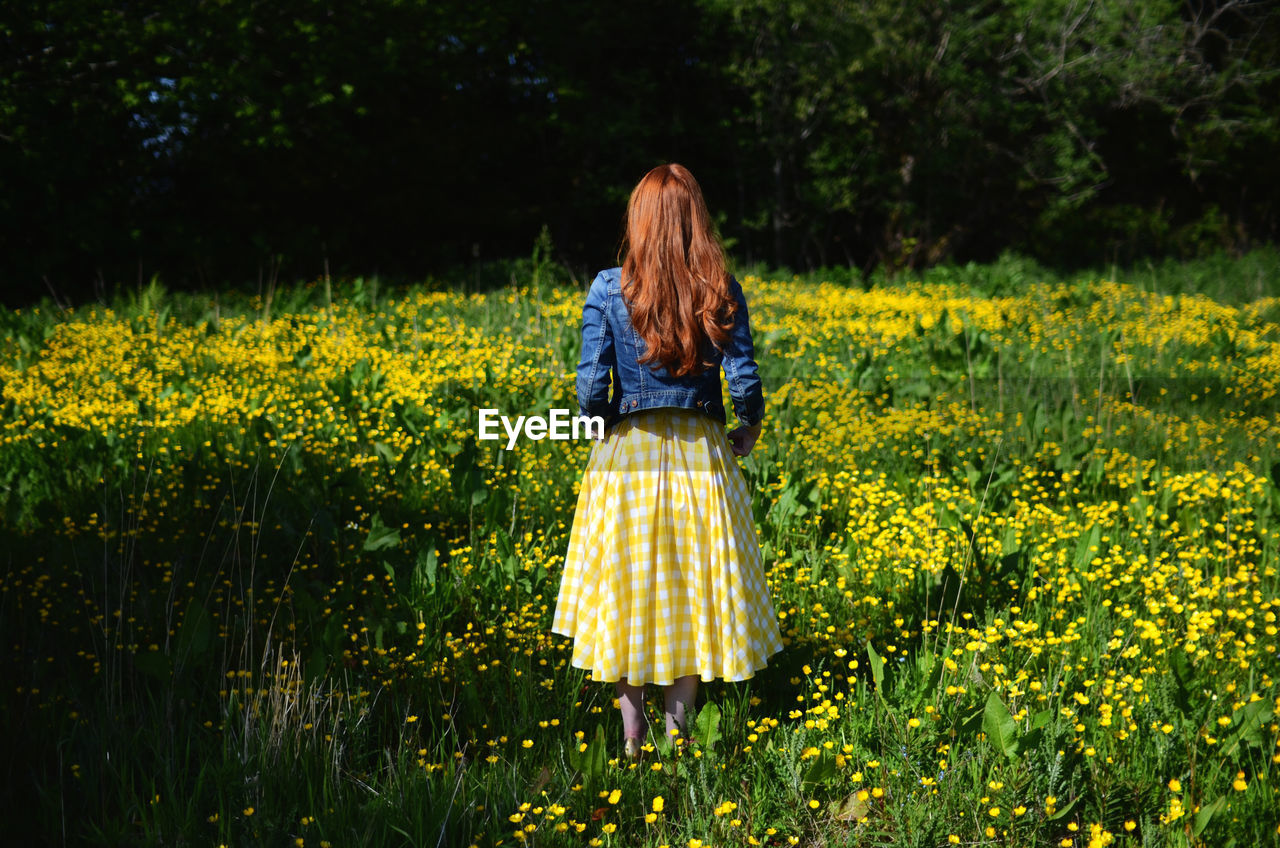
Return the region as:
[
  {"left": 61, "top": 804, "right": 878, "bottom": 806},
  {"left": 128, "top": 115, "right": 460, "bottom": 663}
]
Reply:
[{"left": 1, "top": 256, "right": 1278, "bottom": 847}]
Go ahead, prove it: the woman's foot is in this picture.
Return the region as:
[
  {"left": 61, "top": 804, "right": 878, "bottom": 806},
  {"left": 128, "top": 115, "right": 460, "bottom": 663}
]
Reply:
[{"left": 624, "top": 735, "right": 645, "bottom": 763}]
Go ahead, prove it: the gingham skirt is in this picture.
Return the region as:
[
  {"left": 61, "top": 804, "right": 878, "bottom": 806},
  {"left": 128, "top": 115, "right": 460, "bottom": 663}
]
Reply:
[{"left": 551, "top": 409, "right": 783, "bottom": 685}]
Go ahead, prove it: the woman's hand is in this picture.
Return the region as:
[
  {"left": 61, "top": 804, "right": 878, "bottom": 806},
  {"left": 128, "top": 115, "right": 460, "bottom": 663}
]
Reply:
[{"left": 728, "top": 422, "right": 762, "bottom": 457}]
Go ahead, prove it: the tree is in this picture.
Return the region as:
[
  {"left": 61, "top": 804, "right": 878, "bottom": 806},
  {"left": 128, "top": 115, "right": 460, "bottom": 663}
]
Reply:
[
  {"left": 704, "top": 0, "right": 1280, "bottom": 271},
  {"left": 1, "top": 0, "right": 1277, "bottom": 301}
]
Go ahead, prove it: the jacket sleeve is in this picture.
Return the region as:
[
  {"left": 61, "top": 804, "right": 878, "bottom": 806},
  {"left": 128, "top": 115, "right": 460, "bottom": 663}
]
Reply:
[
  {"left": 721, "top": 275, "right": 764, "bottom": 427},
  {"left": 576, "top": 273, "right": 616, "bottom": 419}
]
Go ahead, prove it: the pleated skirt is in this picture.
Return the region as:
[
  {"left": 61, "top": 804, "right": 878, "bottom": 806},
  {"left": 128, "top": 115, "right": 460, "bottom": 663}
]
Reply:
[{"left": 551, "top": 409, "right": 783, "bottom": 685}]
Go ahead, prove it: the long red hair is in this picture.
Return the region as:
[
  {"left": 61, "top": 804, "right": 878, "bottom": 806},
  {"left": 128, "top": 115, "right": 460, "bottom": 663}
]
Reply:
[{"left": 621, "top": 163, "right": 736, "bottom": 377}]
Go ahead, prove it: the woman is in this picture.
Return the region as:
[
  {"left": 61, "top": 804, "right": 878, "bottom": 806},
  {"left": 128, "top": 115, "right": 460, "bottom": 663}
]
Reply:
[{"left": 551, "top": 163, "right": 782, "bottom": 761}]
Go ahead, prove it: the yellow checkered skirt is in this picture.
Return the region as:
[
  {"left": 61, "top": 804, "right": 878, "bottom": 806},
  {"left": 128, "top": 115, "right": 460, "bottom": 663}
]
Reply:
[{"left": 552, "top": 409, "right": 783, "bottom": 685}]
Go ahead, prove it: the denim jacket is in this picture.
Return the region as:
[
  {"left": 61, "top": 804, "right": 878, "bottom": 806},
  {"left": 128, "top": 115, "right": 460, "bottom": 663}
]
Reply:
[{"left": 576, "top": 267, "right": 764, "bottom": 429}]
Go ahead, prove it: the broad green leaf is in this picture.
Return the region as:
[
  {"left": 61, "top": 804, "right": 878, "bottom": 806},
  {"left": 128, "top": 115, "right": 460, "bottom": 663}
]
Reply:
[
  {"left": 373, "top": 441, "right": 396, "bottom": 466},
  {"left": 802, "top": 751, "right": 840, "bottom": 790},
  {"left": 982, "top": 690, "right": 1020, "bottom": 759},
  {"left": 363, "top": 512, "right": 401, "bottom": 551},
  {"left": 692, "top": 701, "right": 721, "bottom": 750},
  {"left": 571, "top": 725, "right": 607, "bottom": 787},
  {"left": 417, "top": 546, "right": 438, "bottom": 589},
  {"left": 1193, "top": 795, "right": 1226, "bottom": 837}
]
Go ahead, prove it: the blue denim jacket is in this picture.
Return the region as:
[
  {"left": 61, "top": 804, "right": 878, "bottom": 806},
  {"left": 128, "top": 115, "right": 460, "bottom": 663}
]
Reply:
[{"left": 576, "top": 267, "right": 764, "bottom": 429}]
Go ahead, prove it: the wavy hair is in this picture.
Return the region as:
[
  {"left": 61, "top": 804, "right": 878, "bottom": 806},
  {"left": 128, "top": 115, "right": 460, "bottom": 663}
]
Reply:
[{"left": 620, "top": 163, "right": 736, "bottom": 378}]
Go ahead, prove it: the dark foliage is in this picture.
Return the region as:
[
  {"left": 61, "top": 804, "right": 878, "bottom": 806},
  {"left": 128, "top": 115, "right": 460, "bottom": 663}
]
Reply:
[{"left": 1, "top": 0, "right": 1277, "bottom": 304}]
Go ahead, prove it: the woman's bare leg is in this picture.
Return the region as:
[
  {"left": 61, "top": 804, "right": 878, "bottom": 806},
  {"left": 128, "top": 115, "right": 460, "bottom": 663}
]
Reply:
[
  {"left": 663, "top": 674, "right": 699, "bottom": 742},
  {"left": 616, "top": 677, "right": 647, "bottom": 741}
]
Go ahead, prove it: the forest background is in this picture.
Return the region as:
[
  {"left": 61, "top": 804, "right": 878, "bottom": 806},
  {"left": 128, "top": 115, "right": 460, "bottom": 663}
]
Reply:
[{"left": 3, "top": 0, "right": 1280, "bottom": 304}]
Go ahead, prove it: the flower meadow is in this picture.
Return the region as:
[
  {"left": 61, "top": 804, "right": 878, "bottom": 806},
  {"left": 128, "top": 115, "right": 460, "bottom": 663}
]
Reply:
[{"left": 2, "top": 270, "right": 1278, "bottom": 847}]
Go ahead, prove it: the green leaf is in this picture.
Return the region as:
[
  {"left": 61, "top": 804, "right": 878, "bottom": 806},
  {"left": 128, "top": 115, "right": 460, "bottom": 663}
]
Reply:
[
  {"left": 1193, "top": 795, "right": 1226, "bottom": 837},
  {"left": 1046, "top": 794, "right": 1079, "bottom": 821},
  {"left": 1169, "top": 643, "right": 1195, "bottom": 698},
  {"left": 867, "top": 641, "right": 885, "bottom": 692},
  {"left": 373, "top": 441, "right": 396, "bottom": 466},
  {"left": 417, "top": 546, "right": 438, "bottom": 589},
  {"left": 982, "top": 690, "right": 1020, "bottom": 759},
  {"left": 1220, "top": 699, "right": 1273, "bottom": 758},
  {"left": 570, "top": 725, "right": 607, "bottom": 787},
  {"left": 1072, "top": 523, "right": 1101, "bottom": 570},
  {"left": 802, "top": 751, "right": 840, "bottom": 790},
  {"left": 363, "top": 512, "right": 401, "bottom": 551},
  {"left": 912, "top": 648, "right": 944, "bottom": 710},
  {"left": 654, "top": 728, "right": 675, "bottom": 758},
  {"left": 692, "top": 701, "right": 721, "bottom": 750},
  {"left": 915, "top": 647, "right": 936, "bottom": 677}
]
